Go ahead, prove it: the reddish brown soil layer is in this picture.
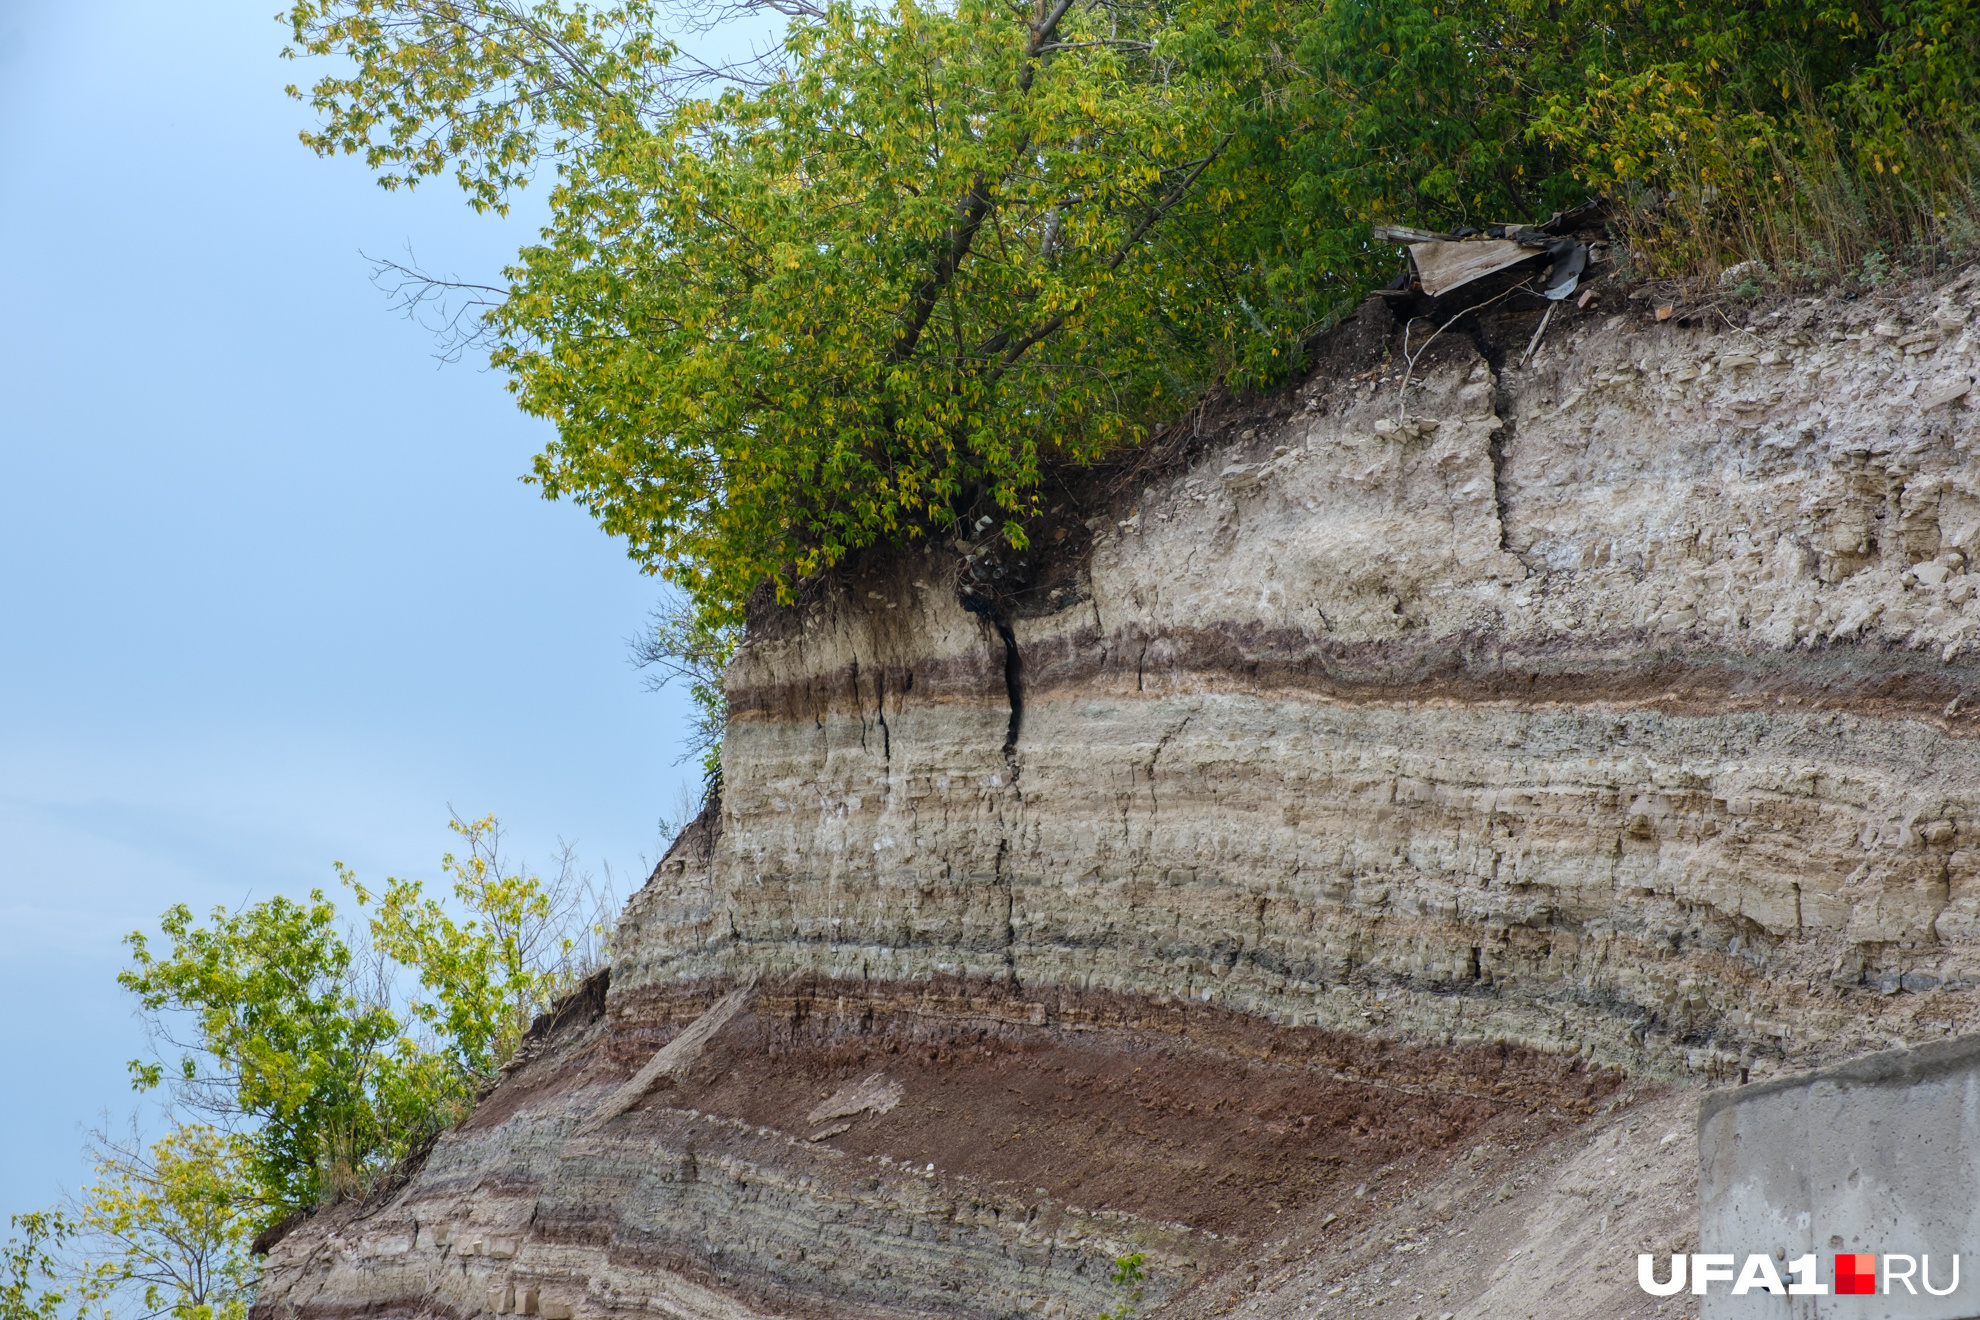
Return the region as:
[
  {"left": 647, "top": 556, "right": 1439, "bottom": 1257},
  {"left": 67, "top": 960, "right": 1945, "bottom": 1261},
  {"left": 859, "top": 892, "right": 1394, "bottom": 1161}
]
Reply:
[{"left": 584, "top": 978, "right": 1620, "bottom": 1240}]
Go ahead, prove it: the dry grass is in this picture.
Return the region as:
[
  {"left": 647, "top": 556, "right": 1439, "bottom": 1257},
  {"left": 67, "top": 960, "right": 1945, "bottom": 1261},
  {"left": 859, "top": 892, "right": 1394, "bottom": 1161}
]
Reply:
[{"left": 1613, "top": 97, "right": 1980, "bottom": 295}]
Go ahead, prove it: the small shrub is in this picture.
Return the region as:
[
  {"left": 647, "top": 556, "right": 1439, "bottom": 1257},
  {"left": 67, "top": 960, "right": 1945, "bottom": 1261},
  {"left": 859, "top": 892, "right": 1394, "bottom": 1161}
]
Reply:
[{"left": 1098, "top": 1252, "right": 1147, "bottom": 1320}]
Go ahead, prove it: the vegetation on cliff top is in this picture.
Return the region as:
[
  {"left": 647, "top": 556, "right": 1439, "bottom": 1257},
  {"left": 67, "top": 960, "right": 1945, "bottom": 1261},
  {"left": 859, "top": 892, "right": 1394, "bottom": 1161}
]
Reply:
[{"left": 284, "top": 0, "right": 1980, "bottom": 629}]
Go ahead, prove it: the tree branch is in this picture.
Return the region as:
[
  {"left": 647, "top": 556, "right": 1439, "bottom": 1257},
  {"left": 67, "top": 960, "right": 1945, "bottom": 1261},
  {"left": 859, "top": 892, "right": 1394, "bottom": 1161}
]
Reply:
[
  {"left": 883, "top": 0, "right": 1078, "bottom": 364},
  {"left": 365, "top": 248, "right": 511, "bottom": 363},
  {"left": 988, "top": 138, "right": 1229, "bottom": 371}
]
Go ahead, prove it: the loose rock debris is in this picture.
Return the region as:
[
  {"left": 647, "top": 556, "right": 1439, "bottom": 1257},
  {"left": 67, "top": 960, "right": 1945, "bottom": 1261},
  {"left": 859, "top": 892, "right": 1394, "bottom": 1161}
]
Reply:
[
  {"left": 805, "top": 1070, "right": 904, "bottom": 1126},
  {"left": 577, "top": 980, "right": 756, "bottom": 1133}
]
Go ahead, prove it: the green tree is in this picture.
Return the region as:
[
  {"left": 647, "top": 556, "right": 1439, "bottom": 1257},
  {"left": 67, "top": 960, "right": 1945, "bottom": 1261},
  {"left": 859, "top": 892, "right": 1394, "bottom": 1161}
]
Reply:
[
  {"left": 122, "top": 817, "right": 613, "bottom": 1219},
  {"left": 119, "top": 892, "right": 460, "bottom": 1217},
  {"left": 93, "top": 813, "right": 622, "bottom": 1320},
  {"left": 284, "top": 0, "right": 1313, "bottom": 627},
  {"left": 73, "top": 1127, "right": 258, "bottom": 1320},
  {"left": 340, "top": 814, "right": 602, "bottom": 1074},
  {"left": 286, "top": 0, "right": 1980, "bottom": 635},
  {"left": 2, "top": 1212, "right": 79, "bottom": 1320}
]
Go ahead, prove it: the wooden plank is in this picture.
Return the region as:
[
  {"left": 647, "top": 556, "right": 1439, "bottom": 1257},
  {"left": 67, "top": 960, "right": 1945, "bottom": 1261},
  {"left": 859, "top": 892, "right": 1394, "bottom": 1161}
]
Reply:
[
  {"left": 1374, "top": 223, "right": 1448, "bottom": 244},
  {"left": 1408, "top": 239, "right": 1536, "bottom": 297}
]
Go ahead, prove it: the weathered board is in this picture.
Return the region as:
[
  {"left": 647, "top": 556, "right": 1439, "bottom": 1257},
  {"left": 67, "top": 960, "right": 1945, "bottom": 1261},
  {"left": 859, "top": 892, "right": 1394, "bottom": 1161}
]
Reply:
[{"left": 1408, "top": 238, "right": 1537, "bottom": 297}]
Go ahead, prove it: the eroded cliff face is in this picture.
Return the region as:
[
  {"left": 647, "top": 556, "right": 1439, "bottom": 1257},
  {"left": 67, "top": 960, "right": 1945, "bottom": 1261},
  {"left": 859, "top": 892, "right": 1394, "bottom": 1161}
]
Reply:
[
  {"left": 257, "top": 268, "right": 1980, "bottom": 1320},
  {"left": 629, "top": 269, "right": 1980, "bottom": 1080}
]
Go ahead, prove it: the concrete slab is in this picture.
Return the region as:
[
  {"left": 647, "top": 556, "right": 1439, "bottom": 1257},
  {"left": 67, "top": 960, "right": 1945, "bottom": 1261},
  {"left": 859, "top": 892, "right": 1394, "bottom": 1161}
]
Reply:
[{"left": 1698, "top": 1036, "right": 1980, "bottom": 1318}]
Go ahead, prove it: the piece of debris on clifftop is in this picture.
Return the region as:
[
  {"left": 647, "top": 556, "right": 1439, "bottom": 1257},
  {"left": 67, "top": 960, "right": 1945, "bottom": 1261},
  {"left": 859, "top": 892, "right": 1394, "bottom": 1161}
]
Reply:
[{"left": 1374, "top": 199, "right": 1610, "bottom": 316}]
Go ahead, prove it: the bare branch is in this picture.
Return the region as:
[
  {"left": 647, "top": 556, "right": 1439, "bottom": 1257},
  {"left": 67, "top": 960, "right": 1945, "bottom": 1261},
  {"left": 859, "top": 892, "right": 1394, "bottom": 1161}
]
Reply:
[
  {"left": 365, "top": 247, "right": 511, "bottom": 364},
  {"left": 630, "top": 594, "right": 737, "bottom": 772}
]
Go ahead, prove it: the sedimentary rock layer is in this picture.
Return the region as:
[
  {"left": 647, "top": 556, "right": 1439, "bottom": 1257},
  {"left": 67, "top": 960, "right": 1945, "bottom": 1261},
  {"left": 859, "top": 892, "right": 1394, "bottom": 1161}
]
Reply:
[
  {"left": 623, "top": 273, "right": 1980, "bottom": 1082},
  {"left": 256, "top": 975, "right": 1610, "bottom": 1320},
  {"left": 257, "top": 269, "right": 1980, "bottom": 1320}
]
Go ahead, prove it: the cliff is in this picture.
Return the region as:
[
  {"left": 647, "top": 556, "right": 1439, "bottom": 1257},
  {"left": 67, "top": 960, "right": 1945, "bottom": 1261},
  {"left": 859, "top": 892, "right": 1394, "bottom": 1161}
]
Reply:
[{"left": 255, "top": 266, "right": 1980, "bottom": 1320}]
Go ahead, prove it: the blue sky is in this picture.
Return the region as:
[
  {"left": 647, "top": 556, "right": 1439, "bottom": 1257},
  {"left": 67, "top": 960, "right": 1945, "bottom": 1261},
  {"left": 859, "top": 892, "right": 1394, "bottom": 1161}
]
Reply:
[{"left": 0, "top": 1, "right": 720, "bottom": 1213}]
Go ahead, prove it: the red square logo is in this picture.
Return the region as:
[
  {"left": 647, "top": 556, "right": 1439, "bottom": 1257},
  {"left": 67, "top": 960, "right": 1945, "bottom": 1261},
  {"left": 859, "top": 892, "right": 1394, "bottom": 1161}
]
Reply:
[{"left": 1836, "top": 1253, "right": 1876, "bottom": 1295}]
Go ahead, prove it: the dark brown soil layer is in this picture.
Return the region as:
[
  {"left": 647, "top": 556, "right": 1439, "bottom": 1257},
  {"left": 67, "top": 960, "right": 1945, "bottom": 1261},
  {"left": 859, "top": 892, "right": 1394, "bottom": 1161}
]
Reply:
[{"left": 592, "top": 977, "right": 1621, "bottom": 1240}]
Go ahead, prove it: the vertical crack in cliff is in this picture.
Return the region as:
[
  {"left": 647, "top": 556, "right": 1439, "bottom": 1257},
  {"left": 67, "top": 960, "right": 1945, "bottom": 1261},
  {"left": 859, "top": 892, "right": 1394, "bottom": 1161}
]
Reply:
[
  {"left": 960, "top": 590, "right": 1023, "bottom": 769},
  {"left": 850, "top": 656, "right": 867, "bottom": 753},
  {"left": 994, "top": 835, "right": 1019, "bottom": 986},
  {"left": 1147, "top": 716, "right": 1191, "bottom": 820},
  {"left": 955, "top": 585, "right": 1024, "bottom": 983},
  {"left": 995, "top": 615, "right": 1023, "bottom": 766},
  {"left": 1487, "top": 418, "right": 1516, "bottom": 555},
  {"left": 874, "top": 665, "right": 891, "bottom": 766},
  {"left": 1465, "top": 322, "right": 1518, "bottom": 555}
]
